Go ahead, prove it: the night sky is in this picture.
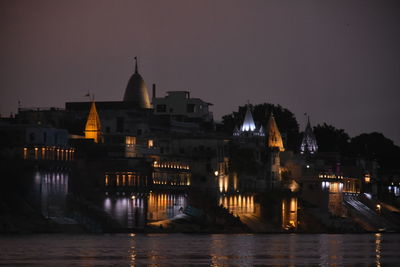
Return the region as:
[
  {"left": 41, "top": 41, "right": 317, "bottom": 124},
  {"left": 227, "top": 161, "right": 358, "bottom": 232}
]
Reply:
[{"left": 1, "top": 0, "right": 399, "bottom": 144}]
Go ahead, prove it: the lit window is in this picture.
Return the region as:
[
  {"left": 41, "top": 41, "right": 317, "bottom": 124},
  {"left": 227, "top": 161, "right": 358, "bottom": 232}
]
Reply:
[{"left": 148, "top": 139, "right": 154, "bottom": 148}]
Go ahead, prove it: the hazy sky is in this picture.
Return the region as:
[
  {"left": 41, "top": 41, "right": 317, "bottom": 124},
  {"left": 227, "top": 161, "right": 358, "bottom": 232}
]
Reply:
[{"left": 1, "top": 0, "right": 399, "bottom": 144}]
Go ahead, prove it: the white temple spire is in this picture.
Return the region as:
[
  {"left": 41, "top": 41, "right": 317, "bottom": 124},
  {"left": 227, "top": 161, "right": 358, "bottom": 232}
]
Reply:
[{"left": 240, "top": 105, "right": 256, "bottom": 132}]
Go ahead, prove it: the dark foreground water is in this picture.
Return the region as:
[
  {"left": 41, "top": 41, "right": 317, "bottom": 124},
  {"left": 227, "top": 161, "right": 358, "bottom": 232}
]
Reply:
[{"left": 1, "top": 234, "right": 399, "bottom": 266}]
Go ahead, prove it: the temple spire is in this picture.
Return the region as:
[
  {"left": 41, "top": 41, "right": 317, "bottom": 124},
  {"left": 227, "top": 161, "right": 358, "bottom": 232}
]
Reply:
[
  {"left": 300, "top": 115, "right": 318, "bottom": 154},
  {"left": 134, "top": 56, "right": 138, "bottom": 74},
  {"left": 266, "top": 112, "right": 285, "bottom": 152},
  {"left": 85, "top": 101, "right": 102, "bottom": 143},
  {"left": 240, "top": 104, "right": 256, "bottom": 132}
]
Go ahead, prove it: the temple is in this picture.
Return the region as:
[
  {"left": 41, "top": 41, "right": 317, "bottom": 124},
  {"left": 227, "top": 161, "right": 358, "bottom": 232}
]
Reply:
[
  {"left": 84, "top": 101, "right": 101, "bottom": 143},
  {"left": 266, "top": 113, "right": 285, "bottom": 152},
  {"left": 123, "top": 57, "right": 151, "bottom": 109},
  {"left": 233, "top": 105, "right": 264, "bottom": 137},
  {"left": 3, "top": 58, "right": 394, "bottom": 234},
  {"left": 300, "top": 116, "right": 318, "bottom": 154}
]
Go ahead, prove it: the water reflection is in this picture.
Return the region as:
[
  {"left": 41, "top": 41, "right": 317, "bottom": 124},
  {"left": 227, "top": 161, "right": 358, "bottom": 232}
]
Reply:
[
  {"left": 129, "top": 233, "right": 136, "bottom": 267},
  {"left": 103, "top": 196, "right": 146, "bottom": 228},
  {"left": 1, "top": 234, "right": 399, "bottom": 265},
  {"left": 103, "top": 192, "right": 187, "bottom": 228},
  {"left": 318, "top": 234, "right": 344, "bottom": 266},
  {"left": 32, "top": 171, "right": 69, "bottom": 218},
  {"left": 282, "top": 197, "right": 298, "bottom": 230},
  {"left": 219, "top": 194, "right": 258, "bottom": 217},
  {"left": 375, "top": 233, "right": 382, "bottom": 267},
  {"left": 148, "top": 193, "right": 187, "bottom": 222}
]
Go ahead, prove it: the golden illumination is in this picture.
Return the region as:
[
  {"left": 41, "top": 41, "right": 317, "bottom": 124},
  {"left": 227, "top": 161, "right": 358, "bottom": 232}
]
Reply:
[
  {"left": 220, "top": 194, "right": 258, "bottom": 218},
  {"left": 148, "top": 139, "right": 154, "bottom": 148},
  {"left": 23, "top": 147, "right": 28, "bottom": 159},
  {"left": 126, "top": 136, "right": 136, "bottom": 146},
  {"left": 376, "top": 204, "right": 381, "bottom": 213},
  {"left": 266, "top": 114, "right": 284, "bottom": 151},
  {"left": 84, "top": 101, "right": 101, "bottom": 143},
  {"left": 282, "top": 197, "right": 298, "bottom": 230},
  {"left": 365, "top": 174, "right": 371, "bottom": 183}
]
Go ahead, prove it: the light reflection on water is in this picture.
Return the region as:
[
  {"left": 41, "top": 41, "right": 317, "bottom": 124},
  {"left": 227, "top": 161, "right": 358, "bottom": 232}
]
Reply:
[
  {"left": 31, "top": 171, "right": 69, "bottom": 218},
  {"left": 1, "top": 234, "right": 399, "bottom": 266},
  {"left": 219, "top": 194, "right": 258, "bottom": 217},
  {"left": 103, "top": 193, "right": 187, "bottom": 228}
]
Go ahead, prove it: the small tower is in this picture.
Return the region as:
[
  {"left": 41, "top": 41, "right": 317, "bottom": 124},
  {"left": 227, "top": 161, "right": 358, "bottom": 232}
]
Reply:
[
  {"left": 266, "top": 113, "right": 285, "bottom": 187},
  {"left": 266, "top": 113, "right": 284, "bottom": 152},
  {"left": 85, "top": 101, "right": 102, "bottom": 143},
  {"left": 300, "top": 116, "right": 318, "bottom": 154}
]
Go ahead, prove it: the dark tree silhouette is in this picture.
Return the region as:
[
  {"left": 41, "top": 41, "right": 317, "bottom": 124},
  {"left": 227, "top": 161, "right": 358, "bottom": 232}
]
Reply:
[
  {"left": 350, "top": 132, "right": 400, "bottom": 176},
  {"left": 221, "top": 103, "right": 300, "bottom": 151},
  {"left": 313, "top": 123, "right": 350, "bottom": 153}
]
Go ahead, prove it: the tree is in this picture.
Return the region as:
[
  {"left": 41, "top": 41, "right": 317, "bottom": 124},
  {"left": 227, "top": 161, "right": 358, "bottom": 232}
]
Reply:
[
  {"left": 221, "top": 103, "right": 300, "bottom": 151},
  {"left": 313, "top": 123, "right": 350, "bottom": 153},
  {"left": 350, "top": 132, "right": 400, "bottom": 176}
]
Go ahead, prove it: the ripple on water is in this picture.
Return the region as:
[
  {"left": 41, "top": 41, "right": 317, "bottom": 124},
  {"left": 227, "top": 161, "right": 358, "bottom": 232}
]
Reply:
[{"left": 1, "top": 234, "right": 400, "bottom": 266}]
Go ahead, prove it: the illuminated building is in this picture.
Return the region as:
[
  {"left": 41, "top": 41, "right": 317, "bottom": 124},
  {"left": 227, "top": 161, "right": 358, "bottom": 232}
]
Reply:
[
  {"left": 282, "top": 197, "right": 298, "bottom": 230},
  {"left": 84, "top": 101, "right": 102, "bottom": 143},
  {"left": 266, "top": 113, "right": 284, "bottom": 152},
  {"left": 266, "top": 113, "right": 285, "bottom": 186},
  {"left": 300, "top": 116, "right": 318, "bottom": 154},
  {"left": 0, "top": 123, "right": 73, "bottom": 161},
  {"left": 152, "top": 160, "right": 191, "bottom": 187},
  {"left": 233, "top": 104, "right": 264, "bottom": 137},
  {"left": 66, "top": 59, "right": 212, "bottom": 137}
]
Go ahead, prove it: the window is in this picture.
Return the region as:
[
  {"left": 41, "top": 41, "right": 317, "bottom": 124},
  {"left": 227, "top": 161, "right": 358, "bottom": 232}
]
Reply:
[
  {"left": 148, "top": 139, "right": 154, "bottom": 148},
  {"left": 187, "top": 104, "right": 195, "bottom": 113}
]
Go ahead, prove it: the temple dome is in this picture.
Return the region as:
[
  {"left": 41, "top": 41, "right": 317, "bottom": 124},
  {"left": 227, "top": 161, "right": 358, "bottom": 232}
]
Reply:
[{"left": 123, "top": 58, "right": 151, "bottom": 109}]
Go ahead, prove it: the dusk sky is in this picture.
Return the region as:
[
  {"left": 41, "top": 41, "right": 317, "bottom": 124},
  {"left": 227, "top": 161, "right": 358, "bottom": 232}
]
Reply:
[{"left": 1, "top": 0, "right": 399, "bottom": 144}]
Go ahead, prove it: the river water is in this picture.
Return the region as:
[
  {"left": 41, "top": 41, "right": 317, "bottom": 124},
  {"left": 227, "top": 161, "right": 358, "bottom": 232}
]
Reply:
[{"left": 1, "top": 233, "right": 399, "bottom": 266}]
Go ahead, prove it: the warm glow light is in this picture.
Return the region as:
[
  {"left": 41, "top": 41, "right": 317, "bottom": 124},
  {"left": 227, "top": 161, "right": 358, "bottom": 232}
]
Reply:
[
  {"left": 148, "top": 139, "right": 154, "bottom": 148},
  {"left": 85, "top": 101, "right": 101, "bottom": 143},
  {"left": 376, "top": 204, "right": 381, "bottom": 212}
]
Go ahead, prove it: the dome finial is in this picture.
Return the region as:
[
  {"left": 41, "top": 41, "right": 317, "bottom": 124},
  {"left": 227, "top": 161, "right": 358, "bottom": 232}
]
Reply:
[{"left": 134, "top": 56, "right": 138, "bottom": 74}]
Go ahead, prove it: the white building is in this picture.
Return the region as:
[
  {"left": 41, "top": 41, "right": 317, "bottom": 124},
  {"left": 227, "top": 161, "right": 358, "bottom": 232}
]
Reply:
[{"left": 152, "top": 91, "right": 213, "bottom": 122}]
